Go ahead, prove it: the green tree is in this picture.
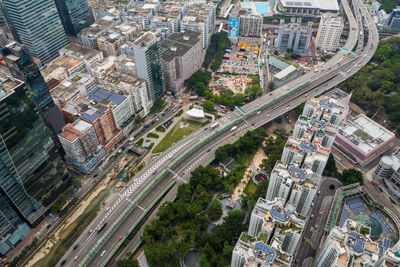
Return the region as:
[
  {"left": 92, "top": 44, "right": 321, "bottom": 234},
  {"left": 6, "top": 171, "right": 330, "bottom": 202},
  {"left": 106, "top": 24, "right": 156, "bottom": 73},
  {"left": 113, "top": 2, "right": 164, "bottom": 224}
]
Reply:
[
  {"left": 339, "top": 169, "right": 364, "bottom": 185},
  {"left": 150, "top": 99, "right": 165, "bottom": 114},
  {"left": 116, "top": 259, "right": 139, "bottom": 267},
  {"left": 208, "top": 199, "right": 223, "bottom": 221},
  {"left": 135, "top": 114, "right": 145, "bottom": 124},
  {"left": 233, "top": 93, "right": 246, "bottom": 105},
  {"left": 245, "top": 84, "right": 262, "bottom": 100},
  {"left": 203, "top": 100, "right": 215, "bottom": 112},
  {"left": 267, "top": 81, "right": 275, "bottom": 91}
]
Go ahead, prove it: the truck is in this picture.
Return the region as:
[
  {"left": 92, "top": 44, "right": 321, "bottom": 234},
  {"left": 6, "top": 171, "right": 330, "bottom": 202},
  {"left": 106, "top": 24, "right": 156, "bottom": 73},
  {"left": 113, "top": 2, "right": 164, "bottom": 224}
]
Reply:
[
  {"left": 231, "top": 126, "right": 237, "bottom": 132},
  {"left": 210, "top": 122, "right": 219, "bottom": 129}
]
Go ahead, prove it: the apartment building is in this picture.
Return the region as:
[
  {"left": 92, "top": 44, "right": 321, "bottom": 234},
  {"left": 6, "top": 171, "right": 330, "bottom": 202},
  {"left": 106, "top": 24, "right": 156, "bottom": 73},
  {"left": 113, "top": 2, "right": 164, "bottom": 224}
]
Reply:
[
  {"left": 59, "top": 119, "right": 105, "bottom": 173},
  {"left": 180, "top": 3, "right": 216, "bottom": 48},
  {"left": 161, "top": 30, "right": 204, "bottom": 91},
  {"left": 275, "top": 18, "right": 313, "bottom": 54},
  {"left": 316, "top": 13, "right": 344, "bottom": 51},
  {"left": 78, "top": 16, "right": 120, "bottom": 50}
]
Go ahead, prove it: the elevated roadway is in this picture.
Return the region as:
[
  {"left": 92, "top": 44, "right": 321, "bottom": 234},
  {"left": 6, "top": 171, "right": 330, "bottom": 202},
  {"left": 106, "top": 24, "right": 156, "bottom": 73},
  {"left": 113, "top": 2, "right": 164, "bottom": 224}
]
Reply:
[{"left": 59, "top": 0, "right": 378, "bottom": 265}]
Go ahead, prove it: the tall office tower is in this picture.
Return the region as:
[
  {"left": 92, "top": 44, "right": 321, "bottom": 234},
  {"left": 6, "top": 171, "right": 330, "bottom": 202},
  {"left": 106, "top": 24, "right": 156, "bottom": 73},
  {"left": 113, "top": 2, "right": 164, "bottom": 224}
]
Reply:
[
  {"left": 54, "top": 0, "right": 93, "bottom": 36},
  {"left": 0, "top": 74, "right": 69, "bottom": 254},
  {"left": 132, "top": 32, "right": 165, "bottom": 101},
  {"left": 1, "top": 42, "right": 66, "bottom": 135},
  {"left": 1, "top": 0, "right": 69, "bottom": 63}
]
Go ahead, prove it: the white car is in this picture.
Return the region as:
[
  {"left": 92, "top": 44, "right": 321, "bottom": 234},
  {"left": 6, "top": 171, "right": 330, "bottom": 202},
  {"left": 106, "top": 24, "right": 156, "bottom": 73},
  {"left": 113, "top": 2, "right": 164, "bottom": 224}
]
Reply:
[{"left": 101, "top": 250, "right": 106, "bottom": 257}]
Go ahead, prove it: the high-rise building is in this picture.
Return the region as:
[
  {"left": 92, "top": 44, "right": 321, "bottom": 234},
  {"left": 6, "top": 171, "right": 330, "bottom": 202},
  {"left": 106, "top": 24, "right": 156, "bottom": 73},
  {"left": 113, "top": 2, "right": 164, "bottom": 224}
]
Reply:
[
  {"left": 54, "top": 0, "right": 93, "bottom": 36},
  {"left": 132, "top": 32, "right": 165, "bottom": 101},
  {"left": 239, "top": 15, "right": 263, "bottom": 37},
  {"left": 316, "top": 13, "right": 343, "bottom": 52},
  {"left": 0, "top": 71, "right": 69, "bottom": 254},
  {"left": 1, "top": 42, "right": 66, "bottom": 135},
  {"left": 281, "top": 230, "right": 301, "bottom": 255},
  {"left": 274, "top": 18, "right": 313, "bottom": 54},
  {"left": 266, "top": 162, "right": 293, "bottom": 202},
  {"left": 388, "top": 6, "right": 400, "bottom": 31},
  {"left": 161, "top": 30, "right": 205, "bottom": 92},
  {"left": 1, "top": 0, "right": 69, "bottom": 63}
]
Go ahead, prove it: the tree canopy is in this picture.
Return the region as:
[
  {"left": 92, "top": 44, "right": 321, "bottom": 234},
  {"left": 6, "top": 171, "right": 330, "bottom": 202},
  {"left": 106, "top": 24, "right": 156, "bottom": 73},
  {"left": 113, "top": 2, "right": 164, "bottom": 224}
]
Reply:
[{"left": 340, "top": 36, "right": 400, "bottom": 133}]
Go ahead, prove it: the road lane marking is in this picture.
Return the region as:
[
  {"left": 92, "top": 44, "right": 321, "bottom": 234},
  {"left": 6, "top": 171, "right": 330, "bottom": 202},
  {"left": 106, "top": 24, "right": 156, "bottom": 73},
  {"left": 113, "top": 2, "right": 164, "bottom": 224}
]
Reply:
[{"left": 137, "top": 205, "right": 145, "bottom": 211}]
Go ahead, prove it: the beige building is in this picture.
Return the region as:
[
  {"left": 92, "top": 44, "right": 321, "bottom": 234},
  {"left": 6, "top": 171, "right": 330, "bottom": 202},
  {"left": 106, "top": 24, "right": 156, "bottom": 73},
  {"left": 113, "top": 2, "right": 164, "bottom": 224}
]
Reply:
[
  {"left": 161, "top": 30, "right": 204, "bottom": 91},
  {"left": 97, "top": 23, "right": 142, "bottom": 57},
  {"left": 316, "top": 13, "right": 344, "bottom": 51}
]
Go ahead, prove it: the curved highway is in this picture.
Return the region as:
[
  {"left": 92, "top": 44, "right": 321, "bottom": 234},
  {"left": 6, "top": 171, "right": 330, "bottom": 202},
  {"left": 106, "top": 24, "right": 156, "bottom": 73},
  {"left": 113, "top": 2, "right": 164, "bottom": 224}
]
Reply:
[{"left": 59, "top": 0, "right": 378, "bottom": 265}]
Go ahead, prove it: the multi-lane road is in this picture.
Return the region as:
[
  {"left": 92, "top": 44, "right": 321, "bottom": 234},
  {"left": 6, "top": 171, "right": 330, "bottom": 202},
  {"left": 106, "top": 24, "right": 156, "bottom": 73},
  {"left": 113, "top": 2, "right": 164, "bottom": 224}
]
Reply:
[{"left": 59, "top": 0, "right": 379, "bottom": 265}]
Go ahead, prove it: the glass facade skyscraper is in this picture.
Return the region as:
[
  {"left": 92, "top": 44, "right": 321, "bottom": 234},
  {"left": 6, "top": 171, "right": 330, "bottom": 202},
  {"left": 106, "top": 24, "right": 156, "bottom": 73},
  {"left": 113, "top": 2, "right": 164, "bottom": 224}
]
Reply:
[
  {"left": 2, "top": 42, "right": 66, "bottom": 135},
  {"left": 1, "top": 0, "right": 69, "bottom": 63},
  {"left": 54, "top": 0, "right": 93, "bottom": 36},
  {"left": 0, "top": 69, "right": 69, "bottom": 254},
  {"left": 133, "top": 32, "right": 166, "bottom": 102}
]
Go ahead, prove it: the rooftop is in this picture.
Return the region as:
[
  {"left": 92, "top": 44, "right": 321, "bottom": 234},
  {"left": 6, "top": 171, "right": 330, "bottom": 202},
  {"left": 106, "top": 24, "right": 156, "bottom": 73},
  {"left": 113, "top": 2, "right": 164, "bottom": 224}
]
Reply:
[
  {"left": 338, "top": 114, "right": 395, "bottom": 154},
  {"left": 87, "top": 86, "right": 126, "bottom": 106},
  {"left": 60, "top": 43, "right": 102, "bottom": 60},
  {"left": 59, "top": 119, "right": 92, "bottom": 142},
  {"left": 161, "top": 30, "right": 201, "bottom": 61},
  {"left": 280, "top": 0, "right": 339, "bottom": 11},
  {"left": 133, "top": 32, "right": 157, "bottom": 48},
  {"left": 79, "top": 16, "right": 119, "bottom": 37}
]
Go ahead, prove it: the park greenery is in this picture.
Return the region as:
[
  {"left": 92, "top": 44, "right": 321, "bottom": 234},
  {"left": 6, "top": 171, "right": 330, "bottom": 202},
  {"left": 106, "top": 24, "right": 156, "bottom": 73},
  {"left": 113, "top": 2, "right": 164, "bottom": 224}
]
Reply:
[
  {"left": 203, "top": 100, "right": 215, "bottom": 112},
  {"left": 185, "top": 71, "right": 247, "bottom": 107},
  {"left": 143, "top": 165, "right": 246, "bottom": 266},
  {"left": 203, "top": 32, "right": 231, "bottom": 71},
  {"left": 155, "top": 125, "right": 165, "bottom": 132},
  {"left": 378, "top": 0, "right": 400, "bottom": 12},
  {"left": 150, "top": 99, "right": 165, "bottom": 114},
  {"left": 143, "top": 129, "right": 270, "bottom": 266},
  {"left": 147, "top": 132, "right": 159, "bottom": 139},
  {"left": 340, "top": 36, "right": 400, "bottom": 133},
  {"left": 215, "top": 128, "right": 267, "bottom": 163}
]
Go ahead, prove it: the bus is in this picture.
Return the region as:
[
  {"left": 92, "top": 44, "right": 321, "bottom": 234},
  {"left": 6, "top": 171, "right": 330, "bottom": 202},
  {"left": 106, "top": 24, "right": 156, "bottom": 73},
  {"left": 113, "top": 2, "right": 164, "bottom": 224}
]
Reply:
[
  {"left": 210, "top": 122, "right": 219, "bottom": 129},
  {"left": 97, "top": 223, "right": 107, "bottom": 233},
  {"left": 189, "top": 96, "right": 198, "bottom": 101}
]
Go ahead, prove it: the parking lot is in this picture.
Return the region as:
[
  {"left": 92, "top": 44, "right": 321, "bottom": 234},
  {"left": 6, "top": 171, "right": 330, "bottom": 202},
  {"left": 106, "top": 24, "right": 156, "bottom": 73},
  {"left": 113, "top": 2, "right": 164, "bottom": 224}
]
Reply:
[{"left": 219, "top": 43, "right": 260, "bottom": 75}]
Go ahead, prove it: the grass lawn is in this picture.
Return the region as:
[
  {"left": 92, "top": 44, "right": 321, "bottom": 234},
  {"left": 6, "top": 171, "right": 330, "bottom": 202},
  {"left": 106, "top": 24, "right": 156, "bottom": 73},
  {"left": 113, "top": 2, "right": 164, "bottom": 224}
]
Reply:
[
  {"left": 244, "top": 180, "right": 257, "bottom": 197},
  {"left": 152, "top": 119, "right": 204, "bottom": 154}
]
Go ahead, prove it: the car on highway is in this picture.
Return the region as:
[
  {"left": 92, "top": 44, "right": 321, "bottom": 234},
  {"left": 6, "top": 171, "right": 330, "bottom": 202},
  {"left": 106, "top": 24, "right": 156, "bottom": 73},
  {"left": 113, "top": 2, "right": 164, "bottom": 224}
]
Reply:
[
  {"left": 320, "top": 211, "right": 323, "bottom": 216},
  {"left": 73, "top": 244, "right": 79, "bottom": 250},
  {"left": 101, "top": 250, "right": 106, "bottom": 257},
  {"left": 315, "top": 225, "right": 318, "bottom": 230},
  {"left": 119, "top": 235, "right": 123, "bottom": 240},
  {"left": 206, "top": 149, "right": 211, "bottom": 152},
  {"left": 88, "top": 229, "right": 93, "bottom": 235},
  {"left": 74, "top": 254, "right": 80, "bottom": 261},
  {"left": 310, "top": 214, "right": 314, "bottom": 218},
  {"left": 318, "top": 191, "right": 321, "bottom": 195},
  {"left": 251, "top": 123, "right": 255, "bottom": 126},
  {"left": 106, "top": 207, "right": 110, "bottom": 212},
  {"left": 61, "top": 259, "right": 66, "bottom": 266},
  {"left": 152, "top": 170, "right": 157, "bottom": 175},
  {"left": 256, "top": 111, "right": 261, "bottom": 114},
  {"left": 304, "top": 94, "right": 308, "bottom": 97}
]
